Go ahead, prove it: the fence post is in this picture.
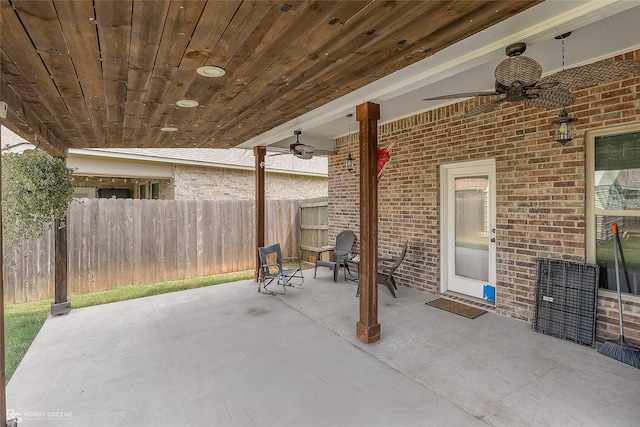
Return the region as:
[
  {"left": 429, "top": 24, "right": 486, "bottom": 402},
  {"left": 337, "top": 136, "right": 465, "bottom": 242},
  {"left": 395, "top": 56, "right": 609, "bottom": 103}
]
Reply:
[{"left": 51, "top": 216, "right": 71, "bottom": 316}]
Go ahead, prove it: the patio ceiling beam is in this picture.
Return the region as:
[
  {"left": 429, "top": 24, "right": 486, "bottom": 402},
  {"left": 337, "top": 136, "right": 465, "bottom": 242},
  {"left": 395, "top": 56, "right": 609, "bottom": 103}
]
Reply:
[{"left": 356, "top": 101, "right": 380, "bottom": 344}]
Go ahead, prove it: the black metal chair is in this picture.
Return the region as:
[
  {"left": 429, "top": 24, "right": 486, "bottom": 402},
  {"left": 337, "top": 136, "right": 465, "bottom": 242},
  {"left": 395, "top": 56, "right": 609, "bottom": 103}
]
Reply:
[
  {"left": 257, "top": 243, "right": 303, "bottom": 295},
  {"left": 314, "top": 230, "right": 356, "bottom": 282}
]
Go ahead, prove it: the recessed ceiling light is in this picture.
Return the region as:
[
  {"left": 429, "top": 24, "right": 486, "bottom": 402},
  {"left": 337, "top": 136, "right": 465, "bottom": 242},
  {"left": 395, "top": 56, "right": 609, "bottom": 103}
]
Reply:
[
  {"left": 176, "top": 99, "right": 199, "bottom": 108},
  {"left": 161, "top": 127, "right": 178, "bottom": 132},
  {"left": 197, "top": 66, "right": 226, "bottom": 77}
]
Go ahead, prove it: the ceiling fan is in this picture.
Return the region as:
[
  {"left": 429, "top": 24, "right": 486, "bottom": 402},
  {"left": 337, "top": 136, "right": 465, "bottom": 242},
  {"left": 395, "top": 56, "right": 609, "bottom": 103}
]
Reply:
[
  {"left": 288, "top": 130, "right": 315, "bottom": 159},
  {"left": 424, "top": 40, "right": 640, "bottom": 117},
  {"left": 268, "top": 130, "right": 333, "bottom": 160}
]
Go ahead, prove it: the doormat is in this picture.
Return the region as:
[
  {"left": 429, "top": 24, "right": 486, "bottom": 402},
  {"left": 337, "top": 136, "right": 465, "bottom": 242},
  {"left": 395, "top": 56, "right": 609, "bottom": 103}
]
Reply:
[{"left": 426, "top": 298, "right": 486, "bottom": 319}]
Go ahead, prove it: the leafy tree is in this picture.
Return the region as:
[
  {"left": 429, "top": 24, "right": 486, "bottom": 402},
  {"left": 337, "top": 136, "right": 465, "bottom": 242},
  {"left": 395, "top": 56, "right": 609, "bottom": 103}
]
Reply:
[{"left": 2, "top": 150, "right": 74, "bottom": 248}]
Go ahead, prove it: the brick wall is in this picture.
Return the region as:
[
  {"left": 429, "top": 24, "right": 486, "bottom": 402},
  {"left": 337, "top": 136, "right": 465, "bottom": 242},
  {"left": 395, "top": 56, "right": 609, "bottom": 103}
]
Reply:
[
  {"left": 328, "top": 50, "right": 640, "bottom": 346},
  {"left": 173, "top": 165, "right": 327, "bottom": 200}
]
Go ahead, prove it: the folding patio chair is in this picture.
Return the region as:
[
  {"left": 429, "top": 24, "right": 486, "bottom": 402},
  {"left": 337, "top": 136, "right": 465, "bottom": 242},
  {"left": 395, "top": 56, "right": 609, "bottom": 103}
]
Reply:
[{"left": 257, "top": 243, "right": 304, "bottom": 295}]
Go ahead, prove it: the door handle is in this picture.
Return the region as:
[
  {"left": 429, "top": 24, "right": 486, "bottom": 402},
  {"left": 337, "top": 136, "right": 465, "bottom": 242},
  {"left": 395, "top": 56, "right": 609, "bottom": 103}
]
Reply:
[{"left": 490, "top": 238, "right": 496, "bottom": 242}]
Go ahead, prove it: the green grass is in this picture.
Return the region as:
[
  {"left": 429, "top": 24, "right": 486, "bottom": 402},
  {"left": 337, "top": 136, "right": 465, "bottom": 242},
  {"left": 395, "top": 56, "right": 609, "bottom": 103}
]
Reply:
[
  {"left": 597, "top": 234, "right": 640, "bottom": 271},
  {"left": 4, "top": 270, "right": 253, "bottom": 382},
  {"left": 4, "top": 299, "right": 50, "bottom": 384}
]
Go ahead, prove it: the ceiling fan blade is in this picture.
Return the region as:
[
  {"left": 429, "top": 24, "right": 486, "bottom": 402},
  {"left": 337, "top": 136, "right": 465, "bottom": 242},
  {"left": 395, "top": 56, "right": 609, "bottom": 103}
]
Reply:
[
  {"left": 540, "top": 60, "right": 640, "bottom": 90},
  {"left": 494, "top": 56, "right": 542, "bottom": 87},
  {"left": 523, "top": 89, "right": 576, "bottom": 109},
  {"left": 463, "top": 98, "right": 506, "bottom": 117},
  {"left": 311, "top": 149, "right": 336, "bottom": 156},
  {"left": 535, "top": 81, "right": 560, "bottom": 90},
  {"left": 423, "top": 91, "right": 499, "bottom": 101}
]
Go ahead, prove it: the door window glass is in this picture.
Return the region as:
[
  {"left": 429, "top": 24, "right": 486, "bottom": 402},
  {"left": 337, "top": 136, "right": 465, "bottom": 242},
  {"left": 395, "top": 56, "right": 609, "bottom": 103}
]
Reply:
[{"left": 454, "top": 176, "right": 489, "bottom": 281}]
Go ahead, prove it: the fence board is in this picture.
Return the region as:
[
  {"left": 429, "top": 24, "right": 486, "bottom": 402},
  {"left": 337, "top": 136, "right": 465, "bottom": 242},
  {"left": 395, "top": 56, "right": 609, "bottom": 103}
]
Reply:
[
  {"left": 300, "top": 197, "right": 328, "bottom": 263},
  {"left": 124, "top": 199, "right": 135, "bottom": 287},
  {"left": 196, "top": 200, "right": 204, "bottom": 278},
  {"left": 244, "top": 201, "right": 255, "bottom": 271},
  {"left": 88, "top": 199, "right": 98, "bottom": 292},
  {"left": 4, "top": 250, "right": 17, "bottom": 304},
  {"left": 187, "top": 200, "right": 198, "bottom": 279},
  {"left": 213, "top": 201, "right": 222, "bottom": 273},
  {"left": 220, "top": 201, "right": 229, "bottom": 274},
  {"left": 162, "top": 200, "right": 177, "bottom": 282},
  {"left": 67, "top": 207, "right": 77, "bottom": 296},
  {"left": 140, "top": 200, "right": 154, "bottom": 284},
  {"left": 132, "top": 199, "right": 143, "bottom": 286},
  {"left": 115, "top": 200, "right": 126, "bottom": 289},
  {"left": 202, "top": 201, "right": 215, "bottom": 276},
  {"left": 3, "top": 198, "right": 304, "bottom": 304}
]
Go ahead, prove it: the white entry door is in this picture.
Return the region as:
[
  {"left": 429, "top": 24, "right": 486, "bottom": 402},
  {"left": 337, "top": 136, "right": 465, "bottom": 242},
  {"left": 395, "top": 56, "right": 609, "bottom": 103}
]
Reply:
[{"left": 440, "top": 159, "right": 496, "bottom": 302}]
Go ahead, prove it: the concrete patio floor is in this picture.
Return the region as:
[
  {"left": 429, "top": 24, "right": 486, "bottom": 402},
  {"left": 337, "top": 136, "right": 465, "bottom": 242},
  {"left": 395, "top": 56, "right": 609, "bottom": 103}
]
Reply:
[{"left": 7, "top": 268, "right": 640, "bottom": 426}]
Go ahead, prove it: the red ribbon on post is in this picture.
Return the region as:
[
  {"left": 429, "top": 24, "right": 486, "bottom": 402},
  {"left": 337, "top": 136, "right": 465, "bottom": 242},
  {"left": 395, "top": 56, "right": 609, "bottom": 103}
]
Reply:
[{"left": 377, "top": 146, "right": 390, "bottom": 182}]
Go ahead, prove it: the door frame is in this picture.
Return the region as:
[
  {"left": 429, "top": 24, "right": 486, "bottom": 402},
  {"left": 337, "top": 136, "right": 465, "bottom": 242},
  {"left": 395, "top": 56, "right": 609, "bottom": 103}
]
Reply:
[{"left": 440, "top": 158, "right": 497, "bottom": 298}]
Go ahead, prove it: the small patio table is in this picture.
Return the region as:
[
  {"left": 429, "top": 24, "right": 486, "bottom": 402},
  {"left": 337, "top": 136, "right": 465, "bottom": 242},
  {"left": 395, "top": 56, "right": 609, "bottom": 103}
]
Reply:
[{"left": 345, "top": 256, "right": 360, "bottom": 283}]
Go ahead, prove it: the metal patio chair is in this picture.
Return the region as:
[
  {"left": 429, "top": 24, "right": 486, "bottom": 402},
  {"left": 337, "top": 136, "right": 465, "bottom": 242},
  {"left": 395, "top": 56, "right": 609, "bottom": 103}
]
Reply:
[
  {"left": 257, "top": 243, "right": 303, "bottom": 295},
  {"left": 314, "top": 230, "right": 356, "bottom": 282}
]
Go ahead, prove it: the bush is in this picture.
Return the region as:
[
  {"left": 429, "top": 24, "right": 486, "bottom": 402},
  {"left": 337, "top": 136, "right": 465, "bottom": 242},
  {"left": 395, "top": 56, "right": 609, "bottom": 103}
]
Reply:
[{"left": 2, "top": 150, "right": 74, "bottom": 248}]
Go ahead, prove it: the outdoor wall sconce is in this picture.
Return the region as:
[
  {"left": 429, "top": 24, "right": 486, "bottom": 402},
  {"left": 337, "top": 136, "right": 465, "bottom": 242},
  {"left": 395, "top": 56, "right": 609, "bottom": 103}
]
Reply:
[{"left": 552, "top": 108, "right": 578, "bottom": 145}]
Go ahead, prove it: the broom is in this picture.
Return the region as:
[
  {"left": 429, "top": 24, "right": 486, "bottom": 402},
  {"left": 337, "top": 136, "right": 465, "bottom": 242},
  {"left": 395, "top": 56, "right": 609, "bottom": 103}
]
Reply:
[{"left": 597, "top": 223, "right": 640, "bottom": 369}]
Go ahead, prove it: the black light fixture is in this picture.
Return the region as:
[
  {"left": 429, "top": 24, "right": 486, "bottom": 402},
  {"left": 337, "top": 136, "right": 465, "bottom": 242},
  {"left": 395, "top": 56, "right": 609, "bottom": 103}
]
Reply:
[
  {"left": 552, "top": 108, "right": 578, "bottom": 145},
  {"left": 551, "top": 32, "right": 578, "bottom": 145},
  {"left": 345, "top": 113, "right": 355, "bottom": 173}
]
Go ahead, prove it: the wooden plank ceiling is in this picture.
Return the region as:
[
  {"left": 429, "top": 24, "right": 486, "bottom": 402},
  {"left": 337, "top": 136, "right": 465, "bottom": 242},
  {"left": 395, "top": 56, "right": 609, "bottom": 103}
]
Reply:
[{"left": 0, "top": 0, "right": 542, "bottom": 156}]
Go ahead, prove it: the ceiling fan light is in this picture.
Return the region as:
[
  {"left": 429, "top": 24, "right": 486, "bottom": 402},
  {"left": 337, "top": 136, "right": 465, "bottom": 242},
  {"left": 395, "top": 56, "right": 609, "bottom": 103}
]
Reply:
[{"left": 552, "top": 108, "right": 578, "bottom": 145}]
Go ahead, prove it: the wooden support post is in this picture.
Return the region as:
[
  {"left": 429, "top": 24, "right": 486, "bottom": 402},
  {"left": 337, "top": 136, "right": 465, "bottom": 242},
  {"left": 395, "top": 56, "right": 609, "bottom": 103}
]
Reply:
[
  {"left": 356, "top": 102, "right": 381, "bottom": 344},
  {"left": 51, "top": 217, "right": 71, "bottom": 316},
  {"left": 0, "top": 133, "right": 16, "bottom": 426},
  {"left": 0, "top": 138, "right": 6, "bottom": 426},
  {"left": 254, "top": 146, "right": 266, "bottom": 281}
]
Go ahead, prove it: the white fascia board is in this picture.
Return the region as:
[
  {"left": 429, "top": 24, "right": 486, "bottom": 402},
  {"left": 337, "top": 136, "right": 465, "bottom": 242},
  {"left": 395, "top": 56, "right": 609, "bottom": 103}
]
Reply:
[
  {"left": 68, "top": 154, "right": 174, "bottom": 178},
  {"left": 68, "top": 149, "right": 326, "bottom": 177},
  {"left": 265, "top": 169, "right": 327, "bottom": 178},
  {"left": 69, "top": 148, "right": 255, "bottom": 172}
]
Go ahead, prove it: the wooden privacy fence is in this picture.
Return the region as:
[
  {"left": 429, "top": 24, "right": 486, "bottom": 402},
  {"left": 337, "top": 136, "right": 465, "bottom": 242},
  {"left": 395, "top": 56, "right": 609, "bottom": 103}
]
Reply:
[
  {"left": 3, "top": 198, "right": 303, "bottom": 304},
  {"left": 299, "top": 197, "right": 329, "bottom": 263}
]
